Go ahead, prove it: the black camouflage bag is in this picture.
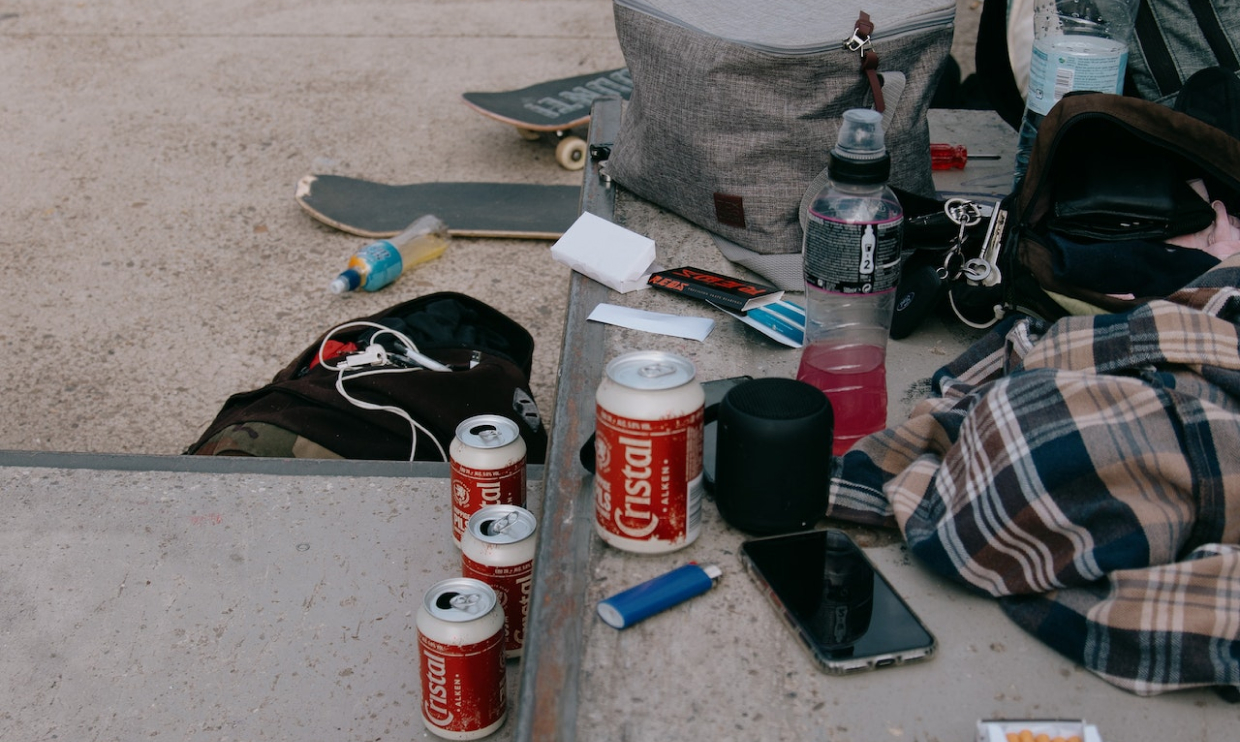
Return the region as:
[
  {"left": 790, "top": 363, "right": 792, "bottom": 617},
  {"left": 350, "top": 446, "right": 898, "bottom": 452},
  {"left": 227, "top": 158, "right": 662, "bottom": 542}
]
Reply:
[{"left": 186, "top": 293, "right": 548, "bottom": 463}]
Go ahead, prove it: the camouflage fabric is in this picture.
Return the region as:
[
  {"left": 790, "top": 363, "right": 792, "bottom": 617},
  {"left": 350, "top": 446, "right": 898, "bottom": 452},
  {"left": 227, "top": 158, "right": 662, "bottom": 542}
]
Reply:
[{"left": 191, "top": 422, "right": 344, "bottom": 459}]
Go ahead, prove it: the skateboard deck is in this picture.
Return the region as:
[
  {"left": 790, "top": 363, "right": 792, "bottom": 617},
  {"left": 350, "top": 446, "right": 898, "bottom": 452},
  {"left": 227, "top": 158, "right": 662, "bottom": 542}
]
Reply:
[
  {"left": 462, "top": 68, "right": 632, "bottom": 170},
  {"left": 295, "top": 174, "right": 581, "bottom": 239}
]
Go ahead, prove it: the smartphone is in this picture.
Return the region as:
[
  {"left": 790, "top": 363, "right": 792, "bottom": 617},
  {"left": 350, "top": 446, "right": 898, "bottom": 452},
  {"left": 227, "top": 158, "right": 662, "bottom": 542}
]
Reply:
[
  {"left": 739, "top": 528, "right": 936, "bottom": 675},
  {"left": 702, "top": 375, "right": 751, "bottom": 487}
]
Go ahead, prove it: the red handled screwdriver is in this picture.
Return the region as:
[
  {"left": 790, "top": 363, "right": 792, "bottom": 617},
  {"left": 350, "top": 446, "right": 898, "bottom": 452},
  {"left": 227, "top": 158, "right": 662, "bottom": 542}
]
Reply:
[{"left": 930, "top": 143, "right": 1002, "bottom": 170}]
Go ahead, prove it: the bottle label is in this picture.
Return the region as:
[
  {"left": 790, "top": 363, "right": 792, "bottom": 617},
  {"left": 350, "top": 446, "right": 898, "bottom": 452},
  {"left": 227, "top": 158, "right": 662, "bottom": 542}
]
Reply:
[
  {"left": 804, "top": 214, "right": 901, "bottom": 294},
  {"left": 354, "top": 240, "right": 404, "bottom": 289},
  {"left": 1026, "top": 36, "right": 1128, "bottom": 116}
]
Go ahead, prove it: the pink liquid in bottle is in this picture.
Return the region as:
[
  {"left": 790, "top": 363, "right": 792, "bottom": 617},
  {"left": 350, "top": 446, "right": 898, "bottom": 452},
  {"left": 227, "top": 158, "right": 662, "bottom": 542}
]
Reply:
[{"left": 796, "top": 342, "right": 886, "bottom": 455}]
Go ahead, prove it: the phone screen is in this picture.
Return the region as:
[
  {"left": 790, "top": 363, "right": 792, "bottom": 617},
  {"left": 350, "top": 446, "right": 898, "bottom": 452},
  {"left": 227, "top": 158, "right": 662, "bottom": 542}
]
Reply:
[
  {"left": 740, "top": 529, "right": 936, "bottom": 674},
  {"left": 702, "top": 375, "right": 751, "bottom": 486}
]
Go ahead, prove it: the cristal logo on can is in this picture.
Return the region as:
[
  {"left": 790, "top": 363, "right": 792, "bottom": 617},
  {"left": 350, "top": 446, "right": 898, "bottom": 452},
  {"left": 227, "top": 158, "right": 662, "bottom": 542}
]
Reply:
[
  {"left": 421, "top": 645, "right": 454, "bottom": 727},
  {"left": 450, "top": 415, "right": 527, "bottom": 548},
  {"left": 416, "top": 578, "right": 507, "bottom": 740},
  {"left": 594, "top": 351, "right": 705, "bottom": 554},
  {"left": 461, "top": 505, "right": 537, "bottom": 658},
  {"left": 596, "top": 432, "right": 657, "bottom": 538},
  {"left": 462, "top": 559, "right": 533, "bottom": 655},
  {"left": 418, "top": 633, "right": 506, "bottom": 736}
]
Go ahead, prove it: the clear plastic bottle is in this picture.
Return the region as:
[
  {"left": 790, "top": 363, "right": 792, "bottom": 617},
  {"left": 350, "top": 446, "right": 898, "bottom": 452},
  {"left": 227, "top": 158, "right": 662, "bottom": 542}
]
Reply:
[
  {"left": 798, "top": 108, "right": 902, "bottom": 455},
  {"left": 328, "top": 214, "right": 450, "bottom": 294},
  {"left": 1011, "top": 0, "right": 1139, "bottom": 188}
]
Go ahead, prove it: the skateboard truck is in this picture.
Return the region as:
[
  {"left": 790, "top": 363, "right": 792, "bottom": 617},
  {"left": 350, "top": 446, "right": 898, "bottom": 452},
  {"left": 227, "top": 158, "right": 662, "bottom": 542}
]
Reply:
[{"left": 591, "top": 144, "right": 614, "bottom": 185}]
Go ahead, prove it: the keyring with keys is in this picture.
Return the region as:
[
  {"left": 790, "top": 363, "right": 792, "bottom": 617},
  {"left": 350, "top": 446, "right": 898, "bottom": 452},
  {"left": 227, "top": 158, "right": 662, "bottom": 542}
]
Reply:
[{"left": 935, "top": 198, "right": 992, "bottom": 281}]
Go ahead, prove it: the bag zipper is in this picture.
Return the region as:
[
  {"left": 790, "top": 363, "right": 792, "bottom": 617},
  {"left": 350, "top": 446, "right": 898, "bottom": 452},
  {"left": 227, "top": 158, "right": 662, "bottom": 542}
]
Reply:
[
  {"left": 614, "top": 0, "right": 954, "bottom": 57},
  {"left": 850, "top": 12, "right": 885, "bottom": 111}
]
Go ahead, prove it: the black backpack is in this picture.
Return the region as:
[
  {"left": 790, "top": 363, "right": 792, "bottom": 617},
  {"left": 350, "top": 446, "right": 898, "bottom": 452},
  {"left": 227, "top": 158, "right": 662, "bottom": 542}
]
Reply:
[
  {"left": 186, "top": 292, "right": 548, "bottom": 463},
  {"left": 894, "top": 87, "right": 1240, "bottom": 337},
  {"left": 957, "top": 90, "right": 1240, "bottom": 328}
]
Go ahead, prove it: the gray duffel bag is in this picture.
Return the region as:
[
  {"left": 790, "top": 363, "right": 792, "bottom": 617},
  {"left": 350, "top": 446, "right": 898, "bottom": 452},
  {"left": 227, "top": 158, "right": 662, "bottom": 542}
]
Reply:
[{"left": 608, "top": 0, "right": 956, "bottom": 290}]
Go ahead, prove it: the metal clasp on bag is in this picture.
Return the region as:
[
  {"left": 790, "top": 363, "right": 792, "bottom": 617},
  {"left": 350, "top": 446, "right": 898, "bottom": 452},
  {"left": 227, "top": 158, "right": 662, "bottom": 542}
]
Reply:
[
  {"left": 846, "top": 12, "right": 885, "bottom": 111},
  {"left": 844, "top": 29, "right": 872, "bottom": 55},
  {"left": 844, "top": 11, "right": 875, "bottom": 56}
]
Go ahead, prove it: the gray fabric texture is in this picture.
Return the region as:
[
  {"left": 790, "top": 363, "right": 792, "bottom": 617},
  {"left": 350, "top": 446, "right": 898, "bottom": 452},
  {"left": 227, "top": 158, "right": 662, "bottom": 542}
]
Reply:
[
  {"left": 710, "top": 234, "right": 804, "bottom": 291},
  {"left": 1128, "top": 0, "right": 1240, "bottom": 105},
  {"left": 608, "top": 0, "right": 954, "bottom": 289},
  {"left": 611, "top": 0, "right": 950, "bottom": 49}
]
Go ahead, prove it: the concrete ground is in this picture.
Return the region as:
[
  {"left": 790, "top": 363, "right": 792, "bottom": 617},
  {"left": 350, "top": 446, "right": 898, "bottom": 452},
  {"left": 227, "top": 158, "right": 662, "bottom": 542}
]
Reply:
[
  {"left": 0, "top": 0, "right": 983, "bottom": 456},
  {"left": 19, "top": 8, "right": 1230, "bottom": 742}
]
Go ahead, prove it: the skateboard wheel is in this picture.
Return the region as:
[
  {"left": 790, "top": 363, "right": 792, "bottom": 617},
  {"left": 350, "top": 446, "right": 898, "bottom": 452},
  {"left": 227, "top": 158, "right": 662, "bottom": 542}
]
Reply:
[
  {"left": 555, "top": 136, "right": 587, "bottom": 171},
  {"left": 516, "top": 128, "right": 541, "bottom": 141}
]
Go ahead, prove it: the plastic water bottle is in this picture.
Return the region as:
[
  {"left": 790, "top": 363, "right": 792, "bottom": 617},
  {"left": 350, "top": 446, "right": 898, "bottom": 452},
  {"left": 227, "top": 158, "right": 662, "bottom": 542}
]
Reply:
[
  {"left": 797, "top": 108, "right": 902, "bottom": 455},
  {"left": 1012, "top": 0, "right": 1139, "bottom": 187},
  {"left": 329, "top": 214, "right": 450, "bottom": 294}
]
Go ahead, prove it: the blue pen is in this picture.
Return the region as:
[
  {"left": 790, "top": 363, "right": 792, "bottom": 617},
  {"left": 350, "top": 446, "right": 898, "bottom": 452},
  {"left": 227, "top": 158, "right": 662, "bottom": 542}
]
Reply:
[{"left": 597, "top": 562, "right": 723, "bottom": 630}]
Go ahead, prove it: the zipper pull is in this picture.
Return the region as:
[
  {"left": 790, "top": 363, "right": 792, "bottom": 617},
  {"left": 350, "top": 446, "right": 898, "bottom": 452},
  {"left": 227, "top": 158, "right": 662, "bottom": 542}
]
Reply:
[
  {"left": 845, "top": 12, "right": 884, "bottom": 113},
  {"left": 843, "top": 11, "right": 874, "bottom": 54}
]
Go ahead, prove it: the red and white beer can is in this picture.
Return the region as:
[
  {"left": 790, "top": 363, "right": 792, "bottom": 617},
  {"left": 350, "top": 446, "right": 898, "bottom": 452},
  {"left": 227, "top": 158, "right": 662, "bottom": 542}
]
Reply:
[
  {"left": 593, "top": 350, "right": 705, "bottom": 554},
  {"left": 416, "top": 577, "right": 508, "bottom": 740},
  {"left": 450, "top": 415, "right": 527, "bottom": 549},
  {"left": 461, "top": 504, "right": 538, "bottom": 658}
]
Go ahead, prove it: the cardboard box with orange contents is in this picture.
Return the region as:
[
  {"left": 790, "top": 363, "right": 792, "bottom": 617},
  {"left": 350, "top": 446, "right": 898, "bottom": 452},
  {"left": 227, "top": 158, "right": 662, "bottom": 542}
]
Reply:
[{"left": 976, "top": 719, "right": 1104, "bottom": 742}]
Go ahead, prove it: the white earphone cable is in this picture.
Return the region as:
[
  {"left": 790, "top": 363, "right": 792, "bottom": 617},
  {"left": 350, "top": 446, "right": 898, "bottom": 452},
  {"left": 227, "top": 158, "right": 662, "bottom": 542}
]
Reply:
[{"left": 315, "top": 320, "right": 451, "bottom": 462}]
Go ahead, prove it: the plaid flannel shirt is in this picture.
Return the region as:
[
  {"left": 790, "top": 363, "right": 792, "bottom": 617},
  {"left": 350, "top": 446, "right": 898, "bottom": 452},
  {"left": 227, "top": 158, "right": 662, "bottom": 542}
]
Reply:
[{"left": 831, "top": 253, "right": 1240, "bottom": 696}]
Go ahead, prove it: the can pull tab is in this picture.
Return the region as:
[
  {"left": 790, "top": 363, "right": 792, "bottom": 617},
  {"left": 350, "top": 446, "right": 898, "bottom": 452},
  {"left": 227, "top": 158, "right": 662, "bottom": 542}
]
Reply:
[
  {"left": 638, "top": 362, "right": 677, "bottom": 380},
  {"left": 449, "top": 592, "right": 485, "bottom": 614},
  {"left": 483, "top": 511, "right": 521, "bottom": 537},
  {"left": 472, "top": 424, "right": 503, "bottom": 445}
]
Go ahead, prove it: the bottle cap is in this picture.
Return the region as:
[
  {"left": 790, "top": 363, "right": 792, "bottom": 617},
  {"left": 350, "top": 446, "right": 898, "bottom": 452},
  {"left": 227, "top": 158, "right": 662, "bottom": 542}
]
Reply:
[
  {"left": 328, "top": 269, "right": 362, "bottom": 294},
  {"left": 834, "top": 108, "right": 886, "bottom": 161},
  {"left": 830, "top": 108, "right": 891, "bottom": 184}
]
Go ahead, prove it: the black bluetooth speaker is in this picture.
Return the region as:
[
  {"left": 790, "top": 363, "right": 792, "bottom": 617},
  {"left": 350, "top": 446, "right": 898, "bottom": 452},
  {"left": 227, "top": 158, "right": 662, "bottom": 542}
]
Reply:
[{"left": 713, "top": 377, "right": 834, "bottom": 534}]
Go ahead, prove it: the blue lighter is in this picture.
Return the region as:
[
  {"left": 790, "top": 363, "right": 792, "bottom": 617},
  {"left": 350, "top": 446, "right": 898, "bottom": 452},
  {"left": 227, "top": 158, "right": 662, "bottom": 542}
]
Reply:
[{"left": 596, "top": 562, "right": 723, "bottom": 630}]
